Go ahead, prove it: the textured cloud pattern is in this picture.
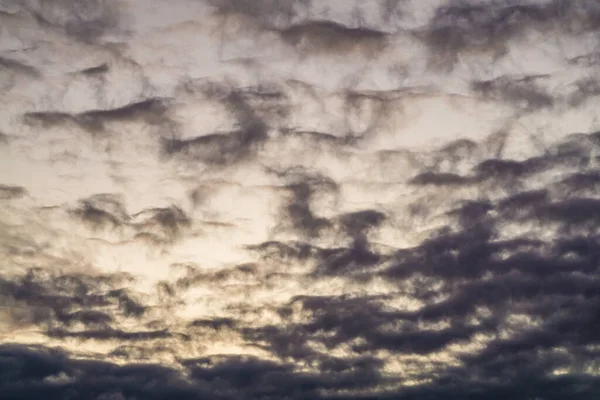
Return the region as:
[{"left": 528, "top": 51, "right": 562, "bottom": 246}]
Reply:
[{"left": 2, "top": 0, "right": 600, "bottom": 399}]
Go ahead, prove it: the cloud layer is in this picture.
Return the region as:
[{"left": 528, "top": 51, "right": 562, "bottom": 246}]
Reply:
[{"left": 2, "top": 0, "right": 600, "bottom": 398}]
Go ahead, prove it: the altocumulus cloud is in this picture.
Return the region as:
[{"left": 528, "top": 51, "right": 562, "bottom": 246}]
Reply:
[{"left": 1, "top": 0, "right": 600, "bottom": 399}]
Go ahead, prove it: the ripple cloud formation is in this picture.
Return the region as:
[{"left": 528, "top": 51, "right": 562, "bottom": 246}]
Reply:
[{"left": 2, "top": 0, "right": 600, "bottom": 399}]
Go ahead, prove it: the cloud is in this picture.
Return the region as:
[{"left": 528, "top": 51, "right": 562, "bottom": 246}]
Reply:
[
  {"left": 0, "top": 56, "right": 39, "bottom": 77},
  {"left": 2, "top": 0, "right": 600, "bottom": 398},
  {"left": 25, "top": 0, "right": 124, "bottom": 43},
  {"left": 0, "top": 185, "right": 27, "bottom": 200},
  {"left": 75, "top": 98, "right": 170, "bottom": 132},
  {"left": 278, "top": 20, "right": 390, "bottom": 58},
  {"left": 78, "top": 63, "right": 110, "bottom": 76},
  {"left": 471, "top": 74, "right": 554, "bottom": 111},
  {"left": 72, "top": 193, "right": 129, "bottom": 229}
]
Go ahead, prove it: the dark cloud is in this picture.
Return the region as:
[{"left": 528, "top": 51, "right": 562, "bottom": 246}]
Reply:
[
  {"left": 161, "top": 90, "right": 268, "bottom": 165},
  {"left": 78, "top": 63, "right": 110, "bottom": 76},
  {"left": 21, "top": 99, "right": 170, "bottom": 133},
  {"left": 569, "top": 77, "right": 600, "bottom": 106},
  {"left": 525, "top": 150, "right": 593, "bottom": 174},
  {"left": 27, "top": 0, "right": 124, "bottom": 43},
  {"left": 0, "top": 185, "right": 27, "bottom": 200},
  {"left": 189, "top": 317, "right": 237, "bottom": 330},
  {"left": 267, "top": 170, "right": 338, "bottom": 237},
  {"left": 278, "top": 20, "right": 389, "bottom": 57},
  {"left": 569, "top": 51, "right": 600, "bottom": 67},
  {"left": 131, "top": 206, "right": 191, "bottom": 243},
  {"left": 246, "top": 240, "right": 320, "bottom": 262},
  {"left": 379, "top": 0, "right": 406, "bottom": 26},
  {"left": 207, "top": 0, "right": 313, "bottom": 30},
  {"left": 342, "top": 90, "right": 393, "bottom": 136},
  {"left": 280, "top": 128, "right": 359, "bottom": 149},
  {"left": 57, "top": 309, "right": 113, "bottom": 328},
  {"left": 211, "top": 263, "right": 258, "bottom": 284},
  {"left": 23, "top": 112, "right": 74, "bottom": 128},
  {"left": 0, "top": 269, "right": 145, "bottom": 331},
  {"left": 185, "top": 356, "right": 312, "bottom": 398},
  {"left": 0, "top": 56, "right": 39, "bottom": 77},
  {"left": 236, "top": 83, "right": 291, "bottom": 122},
  {"left": 471, "top": 75, "right": 554, "bottom": 111},
  {"left": 47, "top": 327, "right": 171, "bottom": 341},
  {"left": 421, "top": 0, "right": 600, "bottom": 70},
  {"left": 535, "top": 198, "right": 600, "bottom": 230},
  {"left": 410, "top": 172, "right": 472, "bottom": 186},
  {"left": 14, "top": 100, "right": 600, "bottom": 398},
  {"left": 338, "top": 210, "right": 386, "bottom": 236},
  {"left": 284, "top": 181, "right": 332, "bottom": 236},
  {"left": 0, "top": 344, "right": 386, "bottom": 400},
  {"left": 554, "top": 170, "right": 600, "bottom": 196},
  {"left": 106, "top": 288, "right": 146, "bottom": 318},
  {"left": 160, "top": 123, "right": 267, "bottom": 165},
  {"left": 315, "top": 238, "right": 382, "bottom": 276},
  {"left": 497, "top": 189, "right": 549, "bottom": 219},
  {"left": 76, "top": 98, "right": 170, "bottom": 132},
  {"left": 0, "top": 344, "right": 208, "bottom": 400},
  {"left": 474, "top": 158, "right": 529, "bottom": 181},
  {"left": 4, "top": 1, "right": 600, "bottom": 399},
  {"left": 72, "top": 194, "right": 129, "bottom": 229}
]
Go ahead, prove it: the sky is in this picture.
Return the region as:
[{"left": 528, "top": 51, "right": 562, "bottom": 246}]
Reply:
[{"left": 1, "top": 0, "right": 600, "bottom": 399}]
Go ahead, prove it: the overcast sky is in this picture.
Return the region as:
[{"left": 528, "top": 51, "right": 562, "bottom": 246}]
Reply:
[{"left": 1, "top": 0, "right": 600, "bottom": 399}]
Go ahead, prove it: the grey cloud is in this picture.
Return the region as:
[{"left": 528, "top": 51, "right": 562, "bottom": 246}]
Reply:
[
  {"left": 379, "top": 0, "right": 407, "bottom": 25},
  {"left": 76, "top": 98, "right": 170, "bottom": 132},
  {"left": 78, "top": 63, "right": 110, "bottom": 76},
  {"left": 471, "top": 75, "right": 554, "bottom": 111},
  {"left": 278, "top": 20, "right": 389, "bottom": 57},
  {"left": 47, "top": 327, "right": 170, "bottom": 341},
  {"left": 22, "top": 98, "right": 170, "bottom": 133},
  {"left": 0, "top": 56, "right": 39, "bottom": 76},
  {"left": 131, "top": 206, "right": 191, "bottom": 242},
  {"left": 189, "top": 317, "right": 237, "bottom": 330},
  {"left": 474, "top": 158, "right": 528, "bottom": 181},
  {"left": 23, "top": 111, "right": 74, "bottom": 128},
  {"left": 69, "top": 195, "right": 192, "bottom": 243},
  {"left": 58, "top": 309, "right": 113, "bottom": 328},
  {"left": 207, "top": 0, "right": 313, "bottom": 30},
  {"left": 553, "top": 171, "right": 600, "bottom": 197},
  {"left": 568, "top": 77, "right": 600, "bottom": 107},
  {"left": 0, "top": 269, "right": 145, "bottom": 333},
  {"left": 0, "top": 185, "right": 27, "bottom": 200},
  {"left": 161, "top": 90, "right": 268, "bottom": 165},
  {"left": 409, "top": 172, "right": 472, "bottom": 186},
  {"left": 236, "top": 83, "right": 292, "bottom": 123},
  {"left": 315, "top": 238, "right": 382, "bottom": 277},
  {"left": 338, "top": 209, "right": 386, "bottom": 236},
  {"left": 160, "top": 122, "right": 267, "bottom": 165},
  {"left": 284, "top": 181, "right": 332, "bottom": 236},
  {"left": 105, "top": 288, "right": 146, "bottom": 318},
  {"left": 533, "top": 198, "right": 600, "bottom": 230},
  {"left": 246, "top": 240, "right": 319, "bottom": 262},
  {"left": 421, "top": 0, "right": 600, "bottom": 71},
  {"left": 26, "top": 0, "right": 123, "bottom": 43},
  {"left": 72, "top": 193, "right": 129, "bottom": 229},
  {"left": 4, "top": 0, "right": 600, "bottom": 398}
]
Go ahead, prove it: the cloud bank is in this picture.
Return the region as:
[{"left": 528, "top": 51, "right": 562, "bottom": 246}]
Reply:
[{"left": 1, "top": 0, "right": 600, "bottom": 398}]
